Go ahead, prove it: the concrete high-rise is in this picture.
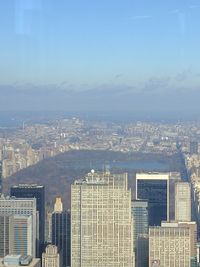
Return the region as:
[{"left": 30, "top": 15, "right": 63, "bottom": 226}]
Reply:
[
  {"left": 54, "top": 197, "right": 63, "bottom": 213},
  {"left": 136, "top": 172, "right": 169, "bottom": 226},
  {"left": 175, "top": 182, "right": 191, "bottom": 222},
  {"left": 52, "top": 198, "right": 71, "bottom": 267},
  {"left": 71, "top": 171, "right": 134, "bottom": 267},
  {"left": 0, "top": 195, "right": 37, "bottom": 257},
  {"left": 0, "top": 161, "right": 2, "bottom": 195},
  {"left": 169, "top": 172, "right": 181, "bottom": 220},
  {"left": 10, "top": 184, "right": 45, "bottom": 256},
  {"left": 42, "top": 245, "right": 60, "bottom": 267},
  {"left": 149, "top": 221, "right": 197, "bottom": 267}
]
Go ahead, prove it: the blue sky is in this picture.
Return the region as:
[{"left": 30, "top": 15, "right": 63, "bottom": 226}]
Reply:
[
  {"left": 0, "top": 0, "right": 200, "bottom": 116},
  {"left": 0, "top": 0, "right": 200, "bottom": 88}
]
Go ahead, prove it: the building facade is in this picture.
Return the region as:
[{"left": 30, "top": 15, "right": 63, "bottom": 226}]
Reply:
[
  {"left": 136, "top": 234, "right": 149, "bottom": 267},
  {"left": 10, "top": 184, "right": 45, "bottom": 256},
  {"left": 0, "top": 215, "right": 12, "bottom": 257},
  {"left": 0, "top": 161, "right": 2, "bottom": 195},
  {"left": 51, "top": 198, "right": 70, "bottom": 267},
  {"left": 1, "top": 255, "right": 40, "bottom": 267},
  {"left": 136, "top": 172, "right": 169, "bottom": 226},
  {"left": 71, "top": 171, "right": 133, "bottom": 267},
  {"left": 42, "top": 245, "right": 60, "bottom": 267},
  {"left": 175, "top": 182, "right": 191, "bottom": 222},
  {"left": 0, "top": 195, "right": 37, "bottom": 257},
  {"left": 149, "top": 221, "right": 197, "bottom": 267},
  {"left": 12, "top": 215, "right": 33, "bottom": 256},
  {"left": 131, "top": 200, "right": 148, "bottom": 267},
  {"left": 131, "top": 199, "right": 148, "bottom": 250}
]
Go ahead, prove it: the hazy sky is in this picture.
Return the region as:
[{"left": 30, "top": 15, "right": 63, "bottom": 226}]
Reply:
[{"left": 0, "top": 0, "right": 200, "bottom": 116}]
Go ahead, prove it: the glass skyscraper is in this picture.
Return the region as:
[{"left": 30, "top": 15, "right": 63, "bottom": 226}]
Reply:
[
  {"left": 136, "top": 173, "right": 169, "bottom": 226},
  {"left": 131, "top": 200, "right": 148, "bottom": 249},
  {"left": 0, "top": 195, "right": 37, "bottom": 257},
  {"left": 10, "top": 184, "right": 45, "bottom": 256},
  {"left": 52, "top": 212, "right": 70, "bottom": 267},
  {"left": 51, "top": 198, "right": 71, "bottom": 267}
]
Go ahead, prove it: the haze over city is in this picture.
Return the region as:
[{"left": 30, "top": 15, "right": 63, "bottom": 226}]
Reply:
[
  {"left": 0, "top": 0, "right": 200, "bottom": 117},
  {"left": 2, "top": 1, "right": 200, "bottom": 267}
]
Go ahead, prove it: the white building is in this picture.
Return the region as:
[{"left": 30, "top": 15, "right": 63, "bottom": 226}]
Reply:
[
  {"left": 175, "top": 182, "right": 191, "bottom": 222},
  {"left": 0, "top": 255, "right": 40, "bottom": 267},
  {"left": 71, "top": 171, "right": 134, "bottom": 267},
  {"left": 42, "top": 245, "right": 60, "bottom": 267},
  {"left": 149, "top": 221, "right": 197, "bottom": 267}
]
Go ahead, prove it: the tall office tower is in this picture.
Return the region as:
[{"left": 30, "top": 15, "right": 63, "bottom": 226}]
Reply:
[
  {"left": 0, "top": 160, "right": 2, "bottom": 194},
  {"left": 54, "top": 197, "right": 63, "bottom": 212},
  {"left": 12, "top": 215, "right": 33, "bottom": 256},
  {"left": 190, "top": 141, "right": 198, "bottom": 155},
  {"left": 149, "top": 221, "right": 197, "bottom": 267},
  {"left": 0, "top": 195, "right": 37, "bottom": 257},
  {"left": 169, "top": 172, "right": 181, "bottom": 220},
  {"left": 136, "top": 172, "right": 169, "bottom": 226},
  {"left": 10, "top": 184, "right": 45, "bottom": 256},
  {"left": 132, "top": 200, "right": 148, "bottom": 249},
  {"left": 0, "top": 215, "right": 12, "bottom": 257},
  {"left": 136, "top": 234, "right": 149, "bottom": 267},
  {"left": 175, "top": 182, "right": 191, "bottom": 222},
  {"left": 52, "top": 198, "right": 71, "bottom": 267},
  {"left": 173, "top": 221, "right": 197, "bottom": 266},
  {"left": 42, "top": 245, "right": 60, "bottom": 267},
  {"left": 45, "top": 203, "right": 53, "bottom": 243},
  {"left": 71, "top": 171, "right": 134, "bottom": 267}
]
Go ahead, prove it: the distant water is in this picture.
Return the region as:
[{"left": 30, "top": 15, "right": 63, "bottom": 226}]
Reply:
[
  {"left": 0, "top": 115, "right": 22, "bottom": 128},
  {"left": 109, "top": 161, "right": 169, "bottom": 171},
  {"left": 0, "top": 111, "right": 58, "bottom": 128},
  {"left": 72, "top": 160, "right": 169, "bottom": 172}
]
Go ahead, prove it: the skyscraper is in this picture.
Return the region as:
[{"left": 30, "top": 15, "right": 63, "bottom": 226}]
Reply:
[
  {"left": 10, "top": 184, "right": 45, "bottom": 256},
  {"left": 132, "top": 200, "right": 148, "bottom": 267},
  {"left": 136, "top": 234, "right": 149, "bottom": 267},
  {"left": 12, "top": 215, "right": 33, "bottom": 256},
  {"left": 175, "top": 182, "right": 191, "bottom": 222},
  {"left": 54, "top": 197, "right": 63, "bottom": 213},
  {"left": 0, "top": 195, "right": 37, "bottom": 257},
  {"left": 169, "top": 172, "right": 181, "bottom": 220},
  {"left": 51, "top": 198, "right": 71, "bottom": 267},
  {"left": 132, "top": 199, "right": 148, "bottom": 250},
  {"left": 0, "top": 215, "right": 12, "bottom": 257},
  {"left": 71, "top": 171, "right": 134, "bottom": 267},
  {"left": 0, "top": 161, "right": 2, "bottom": 195},
  {"left": 136, "top": 172, "right": 169, "bottom": 226},
  {"left": 42, "top": 245, "right": 60, "bottom": 267},
  {"left": 149, "top": 221, "right": 197, "bottom": 267}
]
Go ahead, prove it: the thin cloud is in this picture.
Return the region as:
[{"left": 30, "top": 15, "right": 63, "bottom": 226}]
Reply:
[
  {"left": 189, "top": 5, "right": 200, "bottom": 9},
  {"left": 115, "top": 74, "right": 123, "bottom": 79},
  {"left": 130, "top": 15, "right": 152, "bottom": 20},
  {"left": 170, "top": 9, "right": 186, "bottom": 35}
]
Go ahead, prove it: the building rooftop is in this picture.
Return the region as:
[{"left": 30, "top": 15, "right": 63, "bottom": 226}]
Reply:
[{"left": 12, "top": 184, "right": 44, "bottom": 189}]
